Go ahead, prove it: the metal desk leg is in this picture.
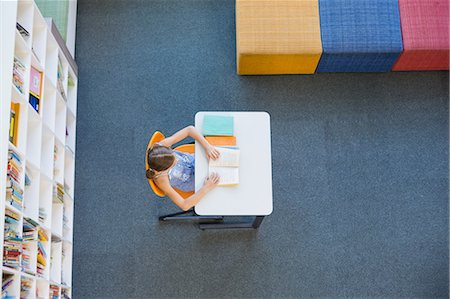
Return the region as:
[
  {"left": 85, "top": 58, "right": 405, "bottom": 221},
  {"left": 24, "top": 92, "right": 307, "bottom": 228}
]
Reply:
[
  {"left": 199, "top": 216, "right": 265, "bottom": 230},
  {"left": 252, "top": 216, "right": 265, "bottom": 228}
]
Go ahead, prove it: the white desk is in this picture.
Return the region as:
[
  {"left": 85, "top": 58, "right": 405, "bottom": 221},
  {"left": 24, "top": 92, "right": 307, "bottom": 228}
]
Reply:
[{"left": 194, "top": 111, "right": 273, "bottom": 228}]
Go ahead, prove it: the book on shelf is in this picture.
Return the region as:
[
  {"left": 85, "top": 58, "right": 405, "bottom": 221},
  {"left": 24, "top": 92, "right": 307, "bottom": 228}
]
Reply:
[
  {"left": 9, "top": 103, "right": 20, "bottom": 145},
  {"left": 208, "top": 147, "right": 240, "bottom": 186},
  {"left": 203, "top": 115, "right": 234, "bottom": 136},
  {"left": 2, "top": 273, "right": 15, "bottom": 299},
  {"left": 61, "top": 288, "right": 71, "bottom": 299},
  {"left": 7, "top": 149, "right": 24, "bottom": 213},
  {"left": 20, "top": 278, "right": 32, "bottom": 298},
  {"left": 57, "top": 56, "right": 67, "bottom": 102},
  {"left": 37, "top": 228, "right": 48, "bottom": 277},
  {"left": 23, "top": 218, "right": 38, "bottom": 241},
  {"left": 39, "top": 207, "right": 47, "bottom": 223},
  {"left": 53, "top": 183, "right": 64, "bottom": 203},
  {"left": 29, "top": 66, "right": 43, "bottom": 113},
  {"left": 16, "top": 22, "right": 29, "bottom": 37},
  {"left": 13, "top": 56, "right": 25, "bottom": 94},
  {"left": 21, "top": 242, "right": 33, "bottom": 274},
  {"left": 50, "top": 285, "right": 59, "bottom": 299}
]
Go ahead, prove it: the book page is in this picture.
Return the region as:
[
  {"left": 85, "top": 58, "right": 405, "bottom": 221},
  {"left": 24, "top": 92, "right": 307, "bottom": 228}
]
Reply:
[
  {"left": 209, "top": 147, "right": 240, "bottom": 167},
  {"left": 209, "top": 166, "right": 239, "bottom": 186}
]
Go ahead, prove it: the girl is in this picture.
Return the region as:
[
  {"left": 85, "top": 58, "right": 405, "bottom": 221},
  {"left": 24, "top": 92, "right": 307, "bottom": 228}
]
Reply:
[{"left": 146, "top": 125, "right": 221, "bottom": 211}]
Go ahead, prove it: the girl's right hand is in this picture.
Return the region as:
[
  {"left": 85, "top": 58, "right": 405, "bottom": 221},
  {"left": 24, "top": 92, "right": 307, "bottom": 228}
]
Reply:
[{"left": 203, "top": 173, "right": 220, "bottom": 190}]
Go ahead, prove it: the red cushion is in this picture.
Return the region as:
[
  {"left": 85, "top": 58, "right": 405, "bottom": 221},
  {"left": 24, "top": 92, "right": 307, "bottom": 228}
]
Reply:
[{"left": 393, "top": 0, "right": 449, "bottom": 71}]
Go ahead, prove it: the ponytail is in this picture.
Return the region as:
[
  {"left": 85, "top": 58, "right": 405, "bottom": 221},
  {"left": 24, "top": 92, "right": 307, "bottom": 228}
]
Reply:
[{"left": 146, "top": 168, "right": 156, "bottom": 180}]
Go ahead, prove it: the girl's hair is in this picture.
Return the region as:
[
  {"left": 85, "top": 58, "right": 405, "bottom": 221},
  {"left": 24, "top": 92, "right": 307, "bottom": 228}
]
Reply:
[{"left": 146, "top": 144, "right": 175, "bottom": 180}]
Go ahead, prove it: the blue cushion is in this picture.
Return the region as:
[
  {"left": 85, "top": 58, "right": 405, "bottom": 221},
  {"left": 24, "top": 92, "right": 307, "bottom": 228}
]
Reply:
[{"left": 317, "top": 0, "right": 403, "bottom": 72}]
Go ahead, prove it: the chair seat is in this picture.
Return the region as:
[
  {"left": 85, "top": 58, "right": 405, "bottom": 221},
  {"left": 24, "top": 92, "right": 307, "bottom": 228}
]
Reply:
[{"left": 236, "top": 0, "right": 322, "bottom": 74}]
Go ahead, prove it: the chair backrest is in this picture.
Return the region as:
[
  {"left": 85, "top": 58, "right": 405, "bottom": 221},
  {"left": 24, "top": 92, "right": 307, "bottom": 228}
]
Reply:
[{"left": 146, "top": 132, "right": 195, "bottom": 199}]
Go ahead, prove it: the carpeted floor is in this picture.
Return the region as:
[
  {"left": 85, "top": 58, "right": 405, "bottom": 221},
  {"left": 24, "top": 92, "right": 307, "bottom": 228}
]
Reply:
[{"left": 73, "top": 1, "right": 449, "bottom": 298}]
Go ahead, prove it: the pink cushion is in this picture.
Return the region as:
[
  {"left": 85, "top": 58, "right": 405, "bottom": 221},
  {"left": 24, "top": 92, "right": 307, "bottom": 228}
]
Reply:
[{"left": 393, "top": 0, "right": 449, "bottom": 70}]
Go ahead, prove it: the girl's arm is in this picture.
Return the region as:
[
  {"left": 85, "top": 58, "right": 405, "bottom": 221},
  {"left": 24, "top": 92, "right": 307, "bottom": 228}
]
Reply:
[
  {"left": 159, "top": 126, "right": 220, "bottom": 160},
  {"left": 155, "top": 173, "right": 220, "bottom": 211}
]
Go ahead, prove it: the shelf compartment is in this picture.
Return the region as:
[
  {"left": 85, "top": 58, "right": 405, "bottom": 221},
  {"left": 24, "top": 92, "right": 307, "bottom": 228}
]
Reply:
[
  {"left": 50, "top": 241, "right": 62, "bottom": 284},
  {"left": 26, "top": 107, "right": 42, "bottom": 168},
  {"left": 45, "top": 34, "right": 59, "bottom": 87},
  {"left": 16, "top": 1, "right": 34, "bottom": 48},
  {"left": 62, "top": 194, "right": 73, "bottom": 242},
  {"left": 21, "top": 239, "right": 37, "bottom": 276},
  {"left": 3, "top": 207, "right": 23, "bottom": 269},
  {"left": 42, "top": 78, "right": 56, "bottom": 132},
  {"left": 31, "top": 5, "right": 47, "bottom": 68},
  {"left": 54, "top": 93, "right": 66, "bottom": 144},
  {"left": 41, "top": 126, "right": 55, "bottom": 179},
  {"left": 36, "top": 279, "right": 49, "bottom": 299},
  {"left": 51, "top": 203, "right": 63, "bottom": 238},
  {"left": 65, "top": 111, "right": 76, "bottom": 153},
  {"left": 37, "top": 227, "right": 50, "bottom": 280},
  {"left": 13, "top": 37, "right": 31, "bottom": 100},
  {"left": 2, "top": 271, "right": 20, "bottom": 299},
  {"left": 64, "top": 148, "right": 75, "bottom": 199},
  {"left": 20, "top": 275, "right": 35, "bottom": 299},
  {"left": 9, "top": 98, "right": 28, "bottom": 161},
  {"left": 23, "top": 162, "right": 40, "bottom": 222},
  {"left": 61, "top": 242, "right": 72, "bottom": 287},
  {"left": 39, "top": 175, "right": 53, "bottom": 230},
  {"left": 53, "top": 139, "right": 65, "bottom": 185},
  {"left": 66, "top": 70, "right": 77, "bottom": 117}
]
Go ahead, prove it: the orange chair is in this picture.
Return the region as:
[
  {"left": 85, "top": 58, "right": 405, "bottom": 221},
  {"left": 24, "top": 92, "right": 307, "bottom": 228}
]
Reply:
[{"left": 146, "top": 131, "right": 223, "bottom": 223}]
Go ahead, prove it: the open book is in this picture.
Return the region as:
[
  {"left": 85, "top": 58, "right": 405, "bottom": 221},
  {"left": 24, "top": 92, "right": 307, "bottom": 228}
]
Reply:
[{"left": 208, "top": 147, "right": 240, "bottom": 186}]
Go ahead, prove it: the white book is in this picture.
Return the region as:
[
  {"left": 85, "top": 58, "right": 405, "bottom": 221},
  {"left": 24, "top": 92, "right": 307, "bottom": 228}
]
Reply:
[{"left": 208, "top": 147, "right": 240, "bottom": 186}]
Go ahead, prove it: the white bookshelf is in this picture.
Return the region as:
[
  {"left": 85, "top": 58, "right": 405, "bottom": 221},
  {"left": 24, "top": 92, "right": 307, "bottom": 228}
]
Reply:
[{"left": 1, "top": 1, "right": 76, "bottom": 299}]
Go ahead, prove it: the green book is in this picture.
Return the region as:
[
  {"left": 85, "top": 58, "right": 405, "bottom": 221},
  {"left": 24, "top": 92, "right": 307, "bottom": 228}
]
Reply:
[{"left": 203, "top": 115, "right": 234, "bottom": 136}]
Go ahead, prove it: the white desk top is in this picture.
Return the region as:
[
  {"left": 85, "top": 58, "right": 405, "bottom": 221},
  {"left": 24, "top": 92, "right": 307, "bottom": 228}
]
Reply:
[{"left": 194, "top": 111, "right": 273, "bottom": 216}]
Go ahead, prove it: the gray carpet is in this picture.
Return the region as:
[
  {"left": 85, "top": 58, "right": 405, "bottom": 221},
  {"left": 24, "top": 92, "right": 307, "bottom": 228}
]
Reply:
[{"left": 73, "top": 1, "right": 449, "bottom": 298}]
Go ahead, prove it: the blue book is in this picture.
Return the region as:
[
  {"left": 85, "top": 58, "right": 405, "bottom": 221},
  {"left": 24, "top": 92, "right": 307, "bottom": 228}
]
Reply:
[{"left": 203, "top": 115, "right": 234, "bottom": 136}]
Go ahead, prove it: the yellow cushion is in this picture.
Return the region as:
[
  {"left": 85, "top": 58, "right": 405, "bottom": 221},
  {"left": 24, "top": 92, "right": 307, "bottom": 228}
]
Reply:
[{"left": 236, "top": 0, "right": 323, "bottom": 75}]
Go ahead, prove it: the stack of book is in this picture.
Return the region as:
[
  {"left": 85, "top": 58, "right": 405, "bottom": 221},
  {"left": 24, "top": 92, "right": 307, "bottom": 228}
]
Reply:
[
  {"left": 23, "top": 218, "right": 38, "bottom": 241},
  {"left": 2, "top": 274, "right": 14, "bottom": 299},
  {"left": 20, "top": 278, "right": 32, "bottom": 298},
  {"left": 4, "top": 208, "right": 21, "bottom": 268},
  {"left": 53, "top": 183, "right": 64, "bottom": 203},
  {"left": 21, "top": 242, "right": 32, "bottom": 274},
  {"left": 6, "top": 149, "right": 23, "bottom": 211},
  {"left": 49, "top": 285, "right": 59, "bottom": 299},
  {"left": 37, "top": 228, "right": 48, "bottom": 277},
  {"left": 22, "top": 218, "right": 37, "bottom": 274},
  {"left": 13, "top": 57, "right": 25, "bottom": 94},
  {"left": 24, "top": 218, "right": 37, "bottom": 276},
  {"left": 203, "top": 115, "right": 240, "bottom": 186},
  {"left": 57, "top": 56, "right": 67, "bottom": 101}
]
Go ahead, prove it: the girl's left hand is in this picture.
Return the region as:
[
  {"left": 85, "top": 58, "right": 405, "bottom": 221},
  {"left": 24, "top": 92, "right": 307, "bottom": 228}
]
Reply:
[{"left": 206, "top": 145, "right": 220, "bottom": 160}]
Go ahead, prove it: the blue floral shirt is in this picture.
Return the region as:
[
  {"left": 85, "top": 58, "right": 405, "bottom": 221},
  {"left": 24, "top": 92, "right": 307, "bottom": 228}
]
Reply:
[{"left": 168, "top": 150, "right": 195, "bottom": 192}]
